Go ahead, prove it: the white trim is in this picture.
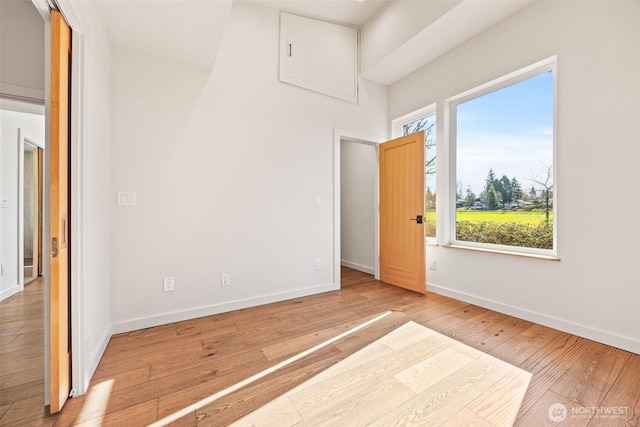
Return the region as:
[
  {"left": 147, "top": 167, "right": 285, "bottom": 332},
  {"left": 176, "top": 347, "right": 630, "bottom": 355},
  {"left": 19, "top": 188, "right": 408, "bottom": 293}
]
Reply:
[
  {"left": 446, "top": 56, "right": 557, "bottom": 256},
  {"left": 18, "top": 130, "right": 25, "bottom": 294},
  {"left": 112, "top": 282, "right": 339, "bottom": 334},
  {"left": 340, "top": 261, "right": 375, "bottom": 275},
  {"left": 0, "top": 285, "right": 20, "bottom": 301},
  {"left": 0, "top": 83, "right": 45, "bottom": 104},
  {"left": 391, "top": 103, "right": 437, "bottom": 138},
  {"left": 333, "top": 128, "right": 386, "bottom": 286},
  {"left": 85, "top": 324, "right": 111, "bottom": 388},
  {"left": 69, "top": 28, "right": 87, "bottom": 396},
  {"left": 43, "top": 13, "right": 51, "bottom": 407},
  {"left": 427, "top": 281, "right": 640, "bottom": 354}
]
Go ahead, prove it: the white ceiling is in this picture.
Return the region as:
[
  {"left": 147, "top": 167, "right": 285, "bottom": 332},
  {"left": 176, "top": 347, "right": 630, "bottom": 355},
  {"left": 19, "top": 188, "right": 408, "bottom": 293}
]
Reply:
[
  {"left": 244, "top": 0, "right": 389, "bottom": 27},
  {"left": 89, "top": 0, "right": 535, "bottom": 85}
]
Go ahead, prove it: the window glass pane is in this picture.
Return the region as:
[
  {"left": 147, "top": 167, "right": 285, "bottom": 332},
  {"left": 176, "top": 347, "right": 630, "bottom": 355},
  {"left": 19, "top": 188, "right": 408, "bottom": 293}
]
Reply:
[
  {"left": 403, "top": 114, "right": 436, "bottom": 238},
  {"left": 455, "top": 71, "right": 554, "bottom": 250}
]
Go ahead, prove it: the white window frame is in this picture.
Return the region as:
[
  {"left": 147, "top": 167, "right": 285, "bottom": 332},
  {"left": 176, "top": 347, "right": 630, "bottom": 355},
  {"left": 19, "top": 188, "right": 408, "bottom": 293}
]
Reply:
[
  {"left": 392, "top": 103, "right": 437, "bottom": 243},
  {"left": 392, "top": 103, "right": 436, "bottom": 138},
  {"left": 446, "top": 57, "right": 557, "bottom": 257}
]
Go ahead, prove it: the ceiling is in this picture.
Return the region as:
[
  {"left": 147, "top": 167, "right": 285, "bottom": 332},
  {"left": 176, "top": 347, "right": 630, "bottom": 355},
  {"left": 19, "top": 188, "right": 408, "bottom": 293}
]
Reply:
[
  {"left": 86, "top": 0, "right": 534, "bottom": 85},
  {"left": 244, "top": 0, "right": 389, "bottom": 27}
]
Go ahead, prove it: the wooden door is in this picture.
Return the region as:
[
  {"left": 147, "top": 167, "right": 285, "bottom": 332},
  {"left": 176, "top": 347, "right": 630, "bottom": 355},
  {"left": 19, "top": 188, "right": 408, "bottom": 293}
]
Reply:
[
  {"left": 379, "top": 132, "right": 426, "bottom": 294},
  {"left": 49, "top": 10, "right": 71, "bottom": 414}
]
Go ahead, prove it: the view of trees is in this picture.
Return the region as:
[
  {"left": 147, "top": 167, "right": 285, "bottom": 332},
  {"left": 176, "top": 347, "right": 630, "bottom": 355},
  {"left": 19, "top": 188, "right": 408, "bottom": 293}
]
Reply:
[
  {"left": 403, "top": 116, "right": 437, "bottom": 237},
  {"left": 458, "top": 166, "right": 553, "bottom": 218},
  {"left": 455, "top": 165, "right": 554, "bottom": 250},
  {"left": 401, "top": 113, "right": 554, "bottom": 250}
]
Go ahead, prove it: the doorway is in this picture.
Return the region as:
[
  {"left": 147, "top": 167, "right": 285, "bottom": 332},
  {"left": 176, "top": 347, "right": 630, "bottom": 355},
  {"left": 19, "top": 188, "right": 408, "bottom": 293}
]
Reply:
[
  {"left": 333, "top": 129, "right": 386, "bottom": 287},
  {"left": 340, "top": 140, "right": 377, "bottom": 276},
  {"left": 23, "top": 140, "right": 44, "bottom": 284}
]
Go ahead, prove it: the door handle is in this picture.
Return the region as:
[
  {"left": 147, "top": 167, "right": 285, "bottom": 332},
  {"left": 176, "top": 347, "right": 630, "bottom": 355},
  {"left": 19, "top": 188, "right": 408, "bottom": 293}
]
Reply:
[
  {"left": 61, "top": 214, "right": 67, "bottom": 249},
  {"left": 52, "top": 237, "right": 58, "bottom": 258},
  {"left": 410, "top": 215, "right": 423, "bottom": 224}
]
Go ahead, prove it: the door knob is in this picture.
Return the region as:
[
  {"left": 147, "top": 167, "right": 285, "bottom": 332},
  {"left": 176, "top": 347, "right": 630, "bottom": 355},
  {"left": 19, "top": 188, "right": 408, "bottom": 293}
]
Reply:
[{"left": 410, "top": 215, "right": 423, "bottom": 224}]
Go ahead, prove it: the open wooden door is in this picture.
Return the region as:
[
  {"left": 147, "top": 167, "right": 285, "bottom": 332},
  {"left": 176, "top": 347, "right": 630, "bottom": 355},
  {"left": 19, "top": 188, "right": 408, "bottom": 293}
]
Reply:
[
  {"left": 49, "top": 10, "right": 72, "bottom": 413},
  {"left": 379, "top": 131, "right": 426, "bottom": 294}
]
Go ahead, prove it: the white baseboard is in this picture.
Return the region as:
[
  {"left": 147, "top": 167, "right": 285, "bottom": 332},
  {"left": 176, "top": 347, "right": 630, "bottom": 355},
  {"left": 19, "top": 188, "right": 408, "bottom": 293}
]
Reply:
[
  {"left": 0, "top": 285, "right": 20, "bottom": 302},
  {"left": 427, "top": 282, "right": 640, "bottom": 355},
  {"left": 341, "top": 260, "right": 374, "bottom": 275},
  {"left": 86, "top": 325, "right": 111, "bottom": 388},
  {"left": 111, "top": 282, "right": 339, "bottom": 334}
]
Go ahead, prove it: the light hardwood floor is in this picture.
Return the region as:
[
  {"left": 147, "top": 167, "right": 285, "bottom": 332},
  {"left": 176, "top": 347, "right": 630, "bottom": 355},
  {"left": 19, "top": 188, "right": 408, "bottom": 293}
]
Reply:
[
  {"left": 1, "top": 269, "right": 639, "bottom": 426},
  {"left": 232, "top": 321, "right": 533, "bottom": 426}
]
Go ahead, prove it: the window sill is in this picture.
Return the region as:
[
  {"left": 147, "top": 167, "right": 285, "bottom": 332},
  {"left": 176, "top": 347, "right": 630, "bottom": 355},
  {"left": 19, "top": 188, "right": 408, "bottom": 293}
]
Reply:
[{"left": 441, "top": 244, "right": 560, "bottom": 261}]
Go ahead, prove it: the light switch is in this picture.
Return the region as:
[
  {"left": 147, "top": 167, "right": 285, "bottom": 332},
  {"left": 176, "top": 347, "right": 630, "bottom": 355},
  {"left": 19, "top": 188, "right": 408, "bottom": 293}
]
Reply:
[
  {"left": 314, "top": 195, "right": 321, "bottom": 208},
  {"left": 117, "top": 191, "right": 137, "bottom": 206},
  {"left": 0, "top": 198, "right": 8, "bottom": 208}
]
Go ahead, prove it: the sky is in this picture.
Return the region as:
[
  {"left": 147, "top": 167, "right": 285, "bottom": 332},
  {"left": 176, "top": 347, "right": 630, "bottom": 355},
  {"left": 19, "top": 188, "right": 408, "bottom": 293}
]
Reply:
[{"left": 456, "top": 71, "right": 554, "bottom": 197}]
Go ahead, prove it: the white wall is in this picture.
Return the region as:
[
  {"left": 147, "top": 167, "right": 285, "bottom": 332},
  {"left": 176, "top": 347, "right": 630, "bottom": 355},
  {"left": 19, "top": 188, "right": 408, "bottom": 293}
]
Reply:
[
  {"left": 0, "top": 0, "right": 45, "bottom": 102},
  {"left": 0, "top": 103, "right": 45, "bottom": 301},
  {"left": 109, "top": 1, "right": 388, "bottom": 332},
  {"left": 60, "top": 0, "right": 114, "bottom": 393},
  {"left": 340, "top": 141, "right": 376, "bottom": 274},
  {"left": 390, "top": 1, "right": 640, "bottom": 353}
]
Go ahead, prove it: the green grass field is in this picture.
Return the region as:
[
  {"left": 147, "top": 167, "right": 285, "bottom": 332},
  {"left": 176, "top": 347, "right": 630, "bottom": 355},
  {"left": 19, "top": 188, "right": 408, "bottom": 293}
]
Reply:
[
  {"left": 455, "top": 210, "right": 552, "bottom": 224},
  {"left": 424, "top": 210, "right": 552, "bottom": 225},
  {"left": 425, "top": 209, "right": 553, "bottom": 236}
]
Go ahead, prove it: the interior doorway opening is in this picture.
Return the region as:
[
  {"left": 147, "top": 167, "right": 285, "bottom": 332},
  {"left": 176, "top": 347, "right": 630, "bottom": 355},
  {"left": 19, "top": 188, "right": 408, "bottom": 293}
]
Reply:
[
  {"left": 23, "top": 140, "right": 44, "bottom": 284},
  {"left": 340, "top": 140, "right": 377, "bottom": 276},
  {"left": 333, "top": 128, "right": 386, "bottom": 288}
]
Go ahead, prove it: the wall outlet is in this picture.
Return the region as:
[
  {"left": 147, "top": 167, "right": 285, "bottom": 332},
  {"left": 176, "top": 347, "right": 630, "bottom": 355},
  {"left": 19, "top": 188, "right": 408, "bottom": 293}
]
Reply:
[
  {"left": 163, "top": 276, "right": 175, "bottom": 292},
  {"left": 314, "top": 259, "right": 321, "bottom": 270},
  {"left": 221, "top": 273, "right": 230, "bottom": 286},
  {"left": 428, "top": 259, "right": 436, "bottom": 270}
]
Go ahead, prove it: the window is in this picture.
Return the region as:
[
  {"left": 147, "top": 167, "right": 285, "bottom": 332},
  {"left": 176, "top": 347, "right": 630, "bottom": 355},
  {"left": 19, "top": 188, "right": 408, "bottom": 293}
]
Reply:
[
  {"left": 393, "top": 105, "right": 436, "bottom": 239},
  {"left": 449, "top": 60, "right": 556, "bottom": 254}
]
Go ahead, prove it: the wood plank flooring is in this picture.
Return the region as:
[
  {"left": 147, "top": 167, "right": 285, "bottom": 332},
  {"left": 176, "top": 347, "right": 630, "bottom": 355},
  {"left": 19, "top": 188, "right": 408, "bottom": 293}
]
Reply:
[
  {"left": 231, "top": 321, "right": 532, "bottom": 426},
  {"left": 1, "top": 268, "right": 639, "bottom": 426}
]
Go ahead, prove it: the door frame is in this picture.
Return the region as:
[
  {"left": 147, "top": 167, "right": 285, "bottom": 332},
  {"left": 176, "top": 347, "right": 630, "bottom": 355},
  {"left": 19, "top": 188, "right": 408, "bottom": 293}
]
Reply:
[
  {"left": 18, "top": 134, "right": 45, "bottom": 289},
  {"left": 333, "top": 128, "right": 386, "bottom": 287},
  {"left": 31, "top": 0, "right": 89, "bottom": 402}
]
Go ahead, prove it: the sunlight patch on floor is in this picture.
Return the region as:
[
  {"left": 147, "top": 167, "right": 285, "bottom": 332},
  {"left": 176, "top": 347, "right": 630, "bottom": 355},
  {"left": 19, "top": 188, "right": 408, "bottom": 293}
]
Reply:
[
  {"left": 147, "top": 311, "right": 394, "bottom": 427},
  {"left": 75, "top": 379, "right": 114, "bottom": 424}
]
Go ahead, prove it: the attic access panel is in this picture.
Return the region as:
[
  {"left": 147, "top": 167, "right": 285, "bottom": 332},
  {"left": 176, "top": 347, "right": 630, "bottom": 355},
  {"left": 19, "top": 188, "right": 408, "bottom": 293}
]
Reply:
[{"left": 280, "top": 12, "right": 358, "bottom": 104}]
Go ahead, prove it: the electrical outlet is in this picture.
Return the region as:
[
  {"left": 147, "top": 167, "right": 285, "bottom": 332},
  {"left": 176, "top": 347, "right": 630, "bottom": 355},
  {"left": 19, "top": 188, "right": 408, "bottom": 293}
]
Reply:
[
  {"left": 221, "top": 273, "right": 230, "bottom": 286},
  {"left": 314, "top": 259, "right": 321, "bottom": 270},
  {"left": 163, "top": 276, "right": 175, "bottom": 292},
  {"left": 428, "top": 259, "right": 436, "bottom": 270}
]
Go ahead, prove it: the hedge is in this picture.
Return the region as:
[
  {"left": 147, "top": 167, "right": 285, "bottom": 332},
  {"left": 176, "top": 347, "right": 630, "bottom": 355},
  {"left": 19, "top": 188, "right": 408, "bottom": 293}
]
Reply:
[{"left": 456, "top": 220, "right": 553, "bottom": 249}]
